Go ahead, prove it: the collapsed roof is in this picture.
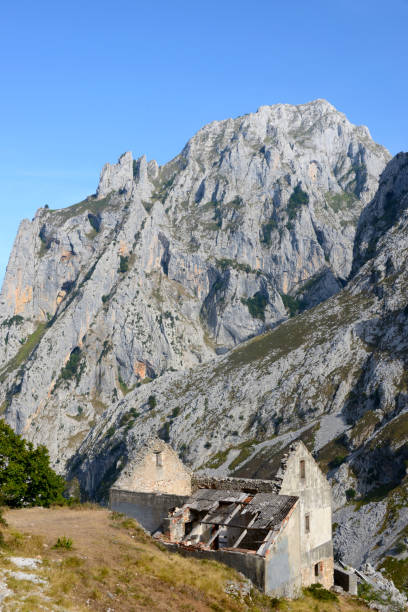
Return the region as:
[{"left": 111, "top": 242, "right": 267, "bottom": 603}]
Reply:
[
  {"left": 190, "top": 489, "right": 298, "bottom": 529},
  {"left": 168, "top": 488, "right": 298, "bottom": 556}
]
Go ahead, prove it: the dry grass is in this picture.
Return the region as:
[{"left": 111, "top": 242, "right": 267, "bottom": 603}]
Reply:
[{"left": 0, "top": 506, "right": 370, "bottom": 611}]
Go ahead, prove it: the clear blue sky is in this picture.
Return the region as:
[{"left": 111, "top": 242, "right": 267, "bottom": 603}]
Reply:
[{"left": 1, "top": 0, "right": 407, "bottom": 280}]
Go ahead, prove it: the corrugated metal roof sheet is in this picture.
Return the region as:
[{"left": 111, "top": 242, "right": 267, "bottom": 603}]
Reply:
[{"left": 185, "top": 489, "right": 298, "bottom": 530}]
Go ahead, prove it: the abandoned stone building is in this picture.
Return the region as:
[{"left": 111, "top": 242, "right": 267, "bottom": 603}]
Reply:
[{"left": 110, "top": 437, "right": 334, "bottom": 598}]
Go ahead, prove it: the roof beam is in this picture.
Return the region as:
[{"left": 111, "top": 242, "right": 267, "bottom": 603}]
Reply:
[
  {"left": 232, "top": 514, "right": 257, "bottom": 548},
  {"left": 201, "top": 501, "right": 219, "bottom": 522},
  {"left": 205, "top": 503, "right": 242, "bottom": 547},
  {"left": 207, "top": 525, "right": 223, "bottom": 546},
  {"left": 181, "top": 501, "right": 220, "bottom": 543},
  {"left": 256, "top": 529, "right": 274, "bottom": 556}
]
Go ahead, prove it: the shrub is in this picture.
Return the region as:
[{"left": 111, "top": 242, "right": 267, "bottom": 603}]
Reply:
[
  {"left": 53, "top": 536, "right": 73, "bottom": 550},
  {"left": 119, "top": 255, "right": 129, "bottom": 273},
  {"left": 0, "top": 420, "right": 65, "bottom": 507},
  {"left": 118, "top": 374, "right": 133, "bottom": 395},
  {"left": 287, "top": 184, "right": 309, "bottom": 220},
  {"left": 304, "top": 583, "right": 337, "bottom": 601},
  {"left": 170, "top": 406, "right": 180, "bottom": 419},
  {"left": 216, "top": 258, "right": 252, "bottom": 274},
  {"left": 119, "top": 412, "right": 133, "bottom": 427},
  {"left": 346, "top": 488, "right": 356, "bottom": 500},
  {"left": 280, "top": 293, "right": 300, "bottom": 317},
  {"left": 380, "top": 557, "right": 408, "bottom": 595},
  {"left": 329, "top": 455, "right": 347, "bottom": 469},
  {"left": 110, "top": 511, "right": 124, "bottom": 521},
  {"left": 241, "top": 292, "right": 268, "bottom": 321},
  {"left": 60, "top": 347, "right": 82, "bottom": 381},
  {"left": 148, "top": 395, "right": 157, "bottom": 409},
  {"left": 261, "top": 218, "right": 278, "bottom": 246},
  {"left": 2, "top": 315, "right": 24, "bottom": 328},
  {"left": 87, "top": 213, "right": 101, "bottom": 233},
  {"left": 358, "top": 581, "right": 384, "bottom": 602}
]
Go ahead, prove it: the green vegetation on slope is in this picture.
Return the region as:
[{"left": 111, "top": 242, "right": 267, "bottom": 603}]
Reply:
[
  {"left": 261, "top": 218, "right": 278, "bottom": 246},
  {"left": 287, "top": 184, "right": 309, "bottom": 221},
  {"left": 0, "top": 323, "right": 46, "bottom": 383},
  {"left": 47, "top": 195, "right": 114, "bottom": 224},
  {"left": 280, "top": 293, "right": 301, "bottom": 317},
  {"left": 241, "top": 291, "right": 268, "bottom": 320},
  {"left": 326, "top": 191, "right": 357, "bottom": 213},
  {"left": 207, "top": 289, "right": 373, "bottom": 381},
  {"left": 381, "top": 556, "right": 408, "bottom": 596}
]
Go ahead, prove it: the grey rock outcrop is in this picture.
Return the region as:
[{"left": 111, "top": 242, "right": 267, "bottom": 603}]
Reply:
[
  {"left": 97, "top": 151, "right": 134, "bottom": 199},
  {"left": 352, "top": 152, "right": 408, "bottom": 274}
]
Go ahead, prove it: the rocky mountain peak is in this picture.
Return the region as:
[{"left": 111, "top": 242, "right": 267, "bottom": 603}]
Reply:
[
  {"left": 0, "top": 100, "right": 392, "bottom": 483},
  {"left": 97, "top": 150, "right": 134, "bottom": 199}
]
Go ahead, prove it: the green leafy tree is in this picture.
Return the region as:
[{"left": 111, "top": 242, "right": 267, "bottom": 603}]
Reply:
[{"left": 0, "top": 420, "right": 65, "bottom": 507}]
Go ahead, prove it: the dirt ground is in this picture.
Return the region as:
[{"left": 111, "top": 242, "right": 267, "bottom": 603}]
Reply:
[
  {"left": 6, "top": 506, "right": 129, "bottom": 565},
  {"left": 2, "top": 506, "right": 252, "bottom": 611},
  {"left": 2, "top": 506, "right": 370, "bottom": 612}
]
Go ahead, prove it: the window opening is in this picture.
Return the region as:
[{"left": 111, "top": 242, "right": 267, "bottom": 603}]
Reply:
[
  {"left": 184, "top": 521, "right": 193, "bottom": 536},
  {"left": 155, "top": 451, "right": 163, "bottom": 467},
  {"left": 300, "top": 459, "right": 306, "bottom": 479},
  {"left": 314, "top": 561, "right": 323, "bottom": 576},
  {"left": 305, "top": 514, "right": 310, "bottom": 533}
]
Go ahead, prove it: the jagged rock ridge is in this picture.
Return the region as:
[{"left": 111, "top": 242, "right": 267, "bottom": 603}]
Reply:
[{"left": 0, "top": 99, "right": 389, "bottom": 469}]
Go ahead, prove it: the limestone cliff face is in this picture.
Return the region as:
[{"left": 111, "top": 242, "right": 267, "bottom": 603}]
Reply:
[
  {"left": 70, "top": 154, "right": 408, "bottom": 570},
  {"left": 97, "top": 151, "right": 135, "bottom": 199},
  {"left": 0, "top": 99, "right": 389, "bottom": 476}
]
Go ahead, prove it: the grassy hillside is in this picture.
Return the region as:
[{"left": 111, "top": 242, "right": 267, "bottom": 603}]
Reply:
[{"left": 0, "top": 506, "right": 370, "bottom": 611}]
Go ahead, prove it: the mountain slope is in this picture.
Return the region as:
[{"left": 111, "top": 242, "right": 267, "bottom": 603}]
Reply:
[
  {"left": 0, "top": 99, "right": 390, "bottom": 468},
  {"left": 70, "top": 153, "right": 408, "bottom": 571}
]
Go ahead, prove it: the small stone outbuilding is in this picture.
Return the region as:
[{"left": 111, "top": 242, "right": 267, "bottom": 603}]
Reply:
[
  {"left": 110, "top": 438, "right": 192, "bottom": 532},
  {"left": 110, "top": 438, "right": 333, "bottom": 598}
]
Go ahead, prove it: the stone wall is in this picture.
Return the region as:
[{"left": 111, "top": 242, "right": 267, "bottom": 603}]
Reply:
[
  {"left": 163, "top": 542, "right": 266, "bottom": 592},
  {"left": 301, "top": 547, "right": 334, "bottom": 590},
  {"left": 109, "top": 488, "right": 189, "bottom": 533},
  {"left": 334, "top": 566, "right": 358, "bottom": 595},
  {"left": 193, "top": 475, "right": 280, "bottom": 493},
  {"left": 115, "top": 438, "right": 192, "bottom": 496}
]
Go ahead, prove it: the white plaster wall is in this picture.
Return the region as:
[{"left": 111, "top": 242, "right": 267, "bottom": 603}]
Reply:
[
  {"left": 279, "top": 442, "right": 333, "bottom": 586},
  {"left": 265, "top": 503, "right": 302, "bottom": 598}
]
